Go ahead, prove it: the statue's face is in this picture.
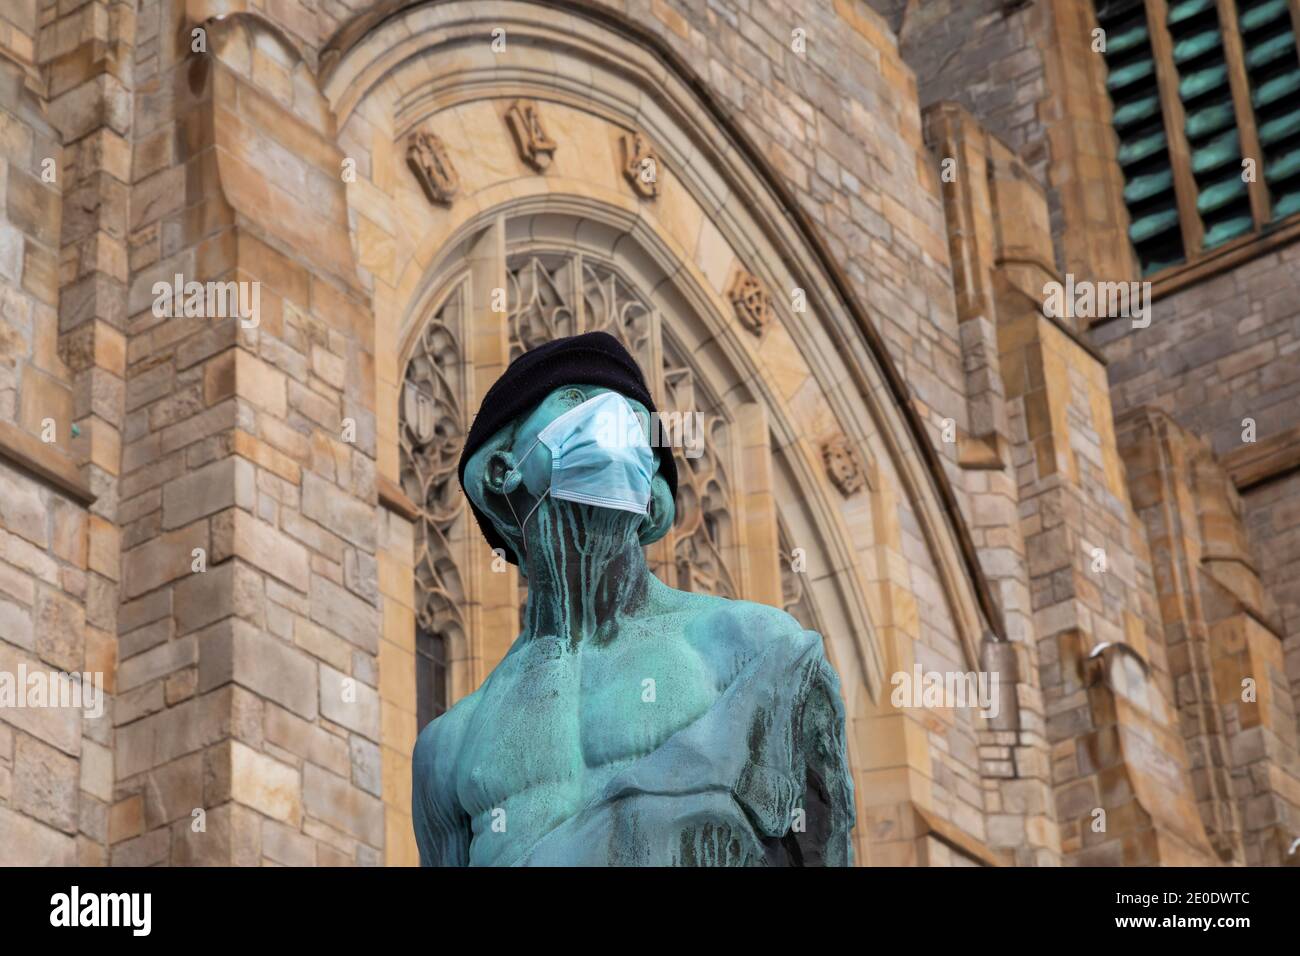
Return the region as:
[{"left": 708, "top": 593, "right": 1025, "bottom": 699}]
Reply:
[{"left": 463, "top": 383, "right": 675, "bottom": 568}]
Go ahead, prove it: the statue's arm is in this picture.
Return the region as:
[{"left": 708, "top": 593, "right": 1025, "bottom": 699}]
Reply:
[
  {"left": 792, "top": 648, "right": 856, "bottom": 866},
  {"left": 411, "top": 709, "right": 474, "bottom": 867}
]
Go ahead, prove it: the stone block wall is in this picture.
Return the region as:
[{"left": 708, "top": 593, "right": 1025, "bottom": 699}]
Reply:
[
  {"left": 323, "top": 0, "right": 1013, "bottom": 867},
  {"left": 0, "top": 0, "right": 118, "bottom": 867},
  {"left": 104, "top": 3, "right": 382, "bottom": 865},
  {"left": 0, "top": 458, "right": 99, "bottom": 865},
  {"left": 1118, "top": 408, "right": 1300, "bottom": 865},
  {"left": 925, "top": 103, "right": 1057, "bottom": 865},
  {"left": 867, "top": 0, "right": 1133, "bottom": 290},
  {"left": 926, "top": 99, "right": 1216, "bottom": 865},
  {"left": 882, "top": 0, "right": 1300, "bottom": 864},
  {"left": 1094, "top": 249, "right": 1300, "bottom": 731}
]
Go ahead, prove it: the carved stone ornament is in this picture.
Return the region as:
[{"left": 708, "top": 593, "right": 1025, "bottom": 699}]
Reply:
[
  {"left": 505, "top": 99, "right": 557, "bottom": 171},
  {"left": 822, "top": 433, "right": 867, "bottom": 497},
  {"left": 406, "top": 130, "right": 459, "bottom": 205},
  {"left": 620, "top": 131, "right": 660, "bottom": 199},
  {"left": 726, "top": 267, "right": 772, "bottom": 337}
]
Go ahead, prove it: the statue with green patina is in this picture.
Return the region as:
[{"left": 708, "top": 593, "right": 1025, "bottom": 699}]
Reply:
[{"left": 412, "top": 332, "right": 855, "bottom": 866}]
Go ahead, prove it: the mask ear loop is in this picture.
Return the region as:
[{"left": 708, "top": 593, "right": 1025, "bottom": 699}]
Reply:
[
  {"left": 509, "top": 489, "right": 549, "bottom": 563},
  {"left": 503, "top": 435, "right": 548, "bottom": 563}
]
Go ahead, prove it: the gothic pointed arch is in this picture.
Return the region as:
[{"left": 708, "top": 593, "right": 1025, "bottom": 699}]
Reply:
[
  {"left": 321, "top": 0, "right": 1002, "bottom": 666},
  {"left": 326, "top": 0, "right": 1005, "bottom": 867}
]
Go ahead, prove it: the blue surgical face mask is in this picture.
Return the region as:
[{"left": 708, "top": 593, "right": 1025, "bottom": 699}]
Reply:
[{"left": 505, "top": 391, "right": 655, "bottom": 557}]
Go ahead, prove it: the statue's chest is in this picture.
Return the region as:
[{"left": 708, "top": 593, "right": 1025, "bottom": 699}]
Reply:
[
  {"left": 576, "top": 635, "right": 717, "bottom": 766},
  {"left": 456, "top": 634, "right": 717, "bottom": 814}
]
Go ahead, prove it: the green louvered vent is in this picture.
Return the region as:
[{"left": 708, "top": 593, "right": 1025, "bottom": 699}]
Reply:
[
  {"left": 1097, "top": 0, "right": 1187, "bottom": 273},
  {"left": 1167, "top": 0, "right": 1255, "bottom": 248},
  {"left": 1235, "top": 0, "right": 1300, "bottom": 221}
]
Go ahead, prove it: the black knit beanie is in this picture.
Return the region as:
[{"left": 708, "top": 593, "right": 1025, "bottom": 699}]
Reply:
[{"left": 457, "top": 331, "right": 679, "bottom": 565}]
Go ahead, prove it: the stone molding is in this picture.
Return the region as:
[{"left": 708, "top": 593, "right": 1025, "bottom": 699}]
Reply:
[
  {"left": 1221, "top": 422, "right": 1300, "bottom": 492},
  {"left": 0, "top": 419, "right": 95, "bottom": 506},
  {"left": 320, "top": 0, "right": 1008, "bottom": 660}
]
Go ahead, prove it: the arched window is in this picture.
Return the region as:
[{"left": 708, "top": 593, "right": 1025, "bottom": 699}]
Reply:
[
  {"left": 415, "top": 627, "right": 449, "bottom": 729},
  {"left": 396, "top": 209, "right": 878, "bottom": 754}
]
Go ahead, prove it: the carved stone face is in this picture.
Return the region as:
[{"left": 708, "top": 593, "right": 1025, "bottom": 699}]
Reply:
[
  {"left": 822, "top": 435, "right": 865, "bottom": 497},
  {"left": 463, "top": 383, "right": 676, "bottom": 567}
]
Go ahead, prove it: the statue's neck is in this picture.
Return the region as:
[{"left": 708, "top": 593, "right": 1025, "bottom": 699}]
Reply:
[{"left": 520, "top": 500, "right": 651, "bottom": 647}]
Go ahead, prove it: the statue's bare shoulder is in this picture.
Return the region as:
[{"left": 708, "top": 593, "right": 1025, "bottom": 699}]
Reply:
[
  {"left": 411, "top": 685, "right": 481, "bottom": 865},
  {"left": 660, "top": 586, "right": 826, "bottom": 675}
]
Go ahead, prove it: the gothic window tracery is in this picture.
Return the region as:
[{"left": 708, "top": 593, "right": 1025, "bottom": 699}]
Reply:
[
  {"left": 400, "top": 284, "right": 468, "bottom": 720},
  {"left": 507, "top": 253, "right": 654, "bottom": 370},
  {"left": 661, "top": 336, "right": 736, "bottom": 599}
]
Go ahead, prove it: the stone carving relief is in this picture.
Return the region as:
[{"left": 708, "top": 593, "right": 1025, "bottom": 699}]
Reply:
[
  {"left": 506, "top": 253, "right": 653, "bottom": 368},
  {"left": 578, "top": 260, "right": 654, "bottom": 369},
  {"left": 505, "top": 99, "right": 557, "bottom": 171},
  {"left": 822, "top": 433, "right": 867, "bottom": 497},
  {"left": 662, "top": 338, "right": 737, "bottom": 599},
  {"left": 620, "top": 131, "right": 660, "bottom": 199},
  {"left": 726, "top": 267, "right": 772, "bottom": 337},
  {"left": 508, "top": 254, "right": 579, "bottom": 358},
  {"left": 407, "top": 129, "right": 459, "bottom": 205}
]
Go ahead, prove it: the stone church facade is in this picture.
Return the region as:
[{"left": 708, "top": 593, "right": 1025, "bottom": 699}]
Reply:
[{"left": 0, "top": 0, "right": 1296, "bottom": 866}]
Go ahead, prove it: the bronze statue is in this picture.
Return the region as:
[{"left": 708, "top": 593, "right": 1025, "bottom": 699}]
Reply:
[{"left": 412, "top": 332, "right": 855, "bottom": 865}]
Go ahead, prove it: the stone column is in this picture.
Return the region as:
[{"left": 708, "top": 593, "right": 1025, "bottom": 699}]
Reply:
[
  {"left": 0, "top": 0, "right": 118, "bottom": 867},
  {"left": 1119, "top": 408, "right": 1300, "bottom": 865},
  {"left": 465, "top": 217, "right": 516, "bottom": 679},
  {"left": 993, "top": 232, "right": 1220, "bottom": 865},
  {"left": 735, "top": 400, "right": 782, "bottom": 608},
  {"left": 115, "top": 7, "right": 381, "bottom": 865},
  {"left": 925, "top": 103, "right": 1058, "bottom": 865}
]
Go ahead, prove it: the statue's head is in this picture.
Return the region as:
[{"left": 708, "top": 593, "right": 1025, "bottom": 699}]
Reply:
[{"left": 458, "top": 332, "right": 677, "bottom": 575}]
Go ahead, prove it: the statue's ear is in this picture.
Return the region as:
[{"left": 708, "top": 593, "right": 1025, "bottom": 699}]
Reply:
[{"left": 639, "top": 474, "right": 675, "bottom": 546}]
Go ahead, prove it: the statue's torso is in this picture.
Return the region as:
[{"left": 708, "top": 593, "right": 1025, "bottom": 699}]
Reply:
[
  {"left": 412, "top": 584, "right": 854, "bottom": 866},
  {"left": 454, "top": 606, "right": 726, "bottom": 865}
]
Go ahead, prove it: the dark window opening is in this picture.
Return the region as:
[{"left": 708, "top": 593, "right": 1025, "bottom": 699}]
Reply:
[{"left": 416, "top": 628, "right": 449, "bottom": 730}]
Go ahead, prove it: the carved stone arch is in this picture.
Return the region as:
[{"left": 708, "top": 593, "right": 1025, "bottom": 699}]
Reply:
[
  {"left": 387, "top": 196, "right": 895, "bottom": 873},
  {"left": 393, "top": 219, "right": 513, "bottom": 691},
  {"left": 769, "top": 446, "right": 884, "bottom": 709},
  {"left": 319, "top": 0, "right": 1000, "bottom": 670},
  {"left": 323, "top": 0, "right": 1006, "bottom": 865},
  {"left": 494, "top": 200, "right": 886, "bottom": 629},
  {"left": 388, "top": 191, "right": 893, "bottom": 685}
]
